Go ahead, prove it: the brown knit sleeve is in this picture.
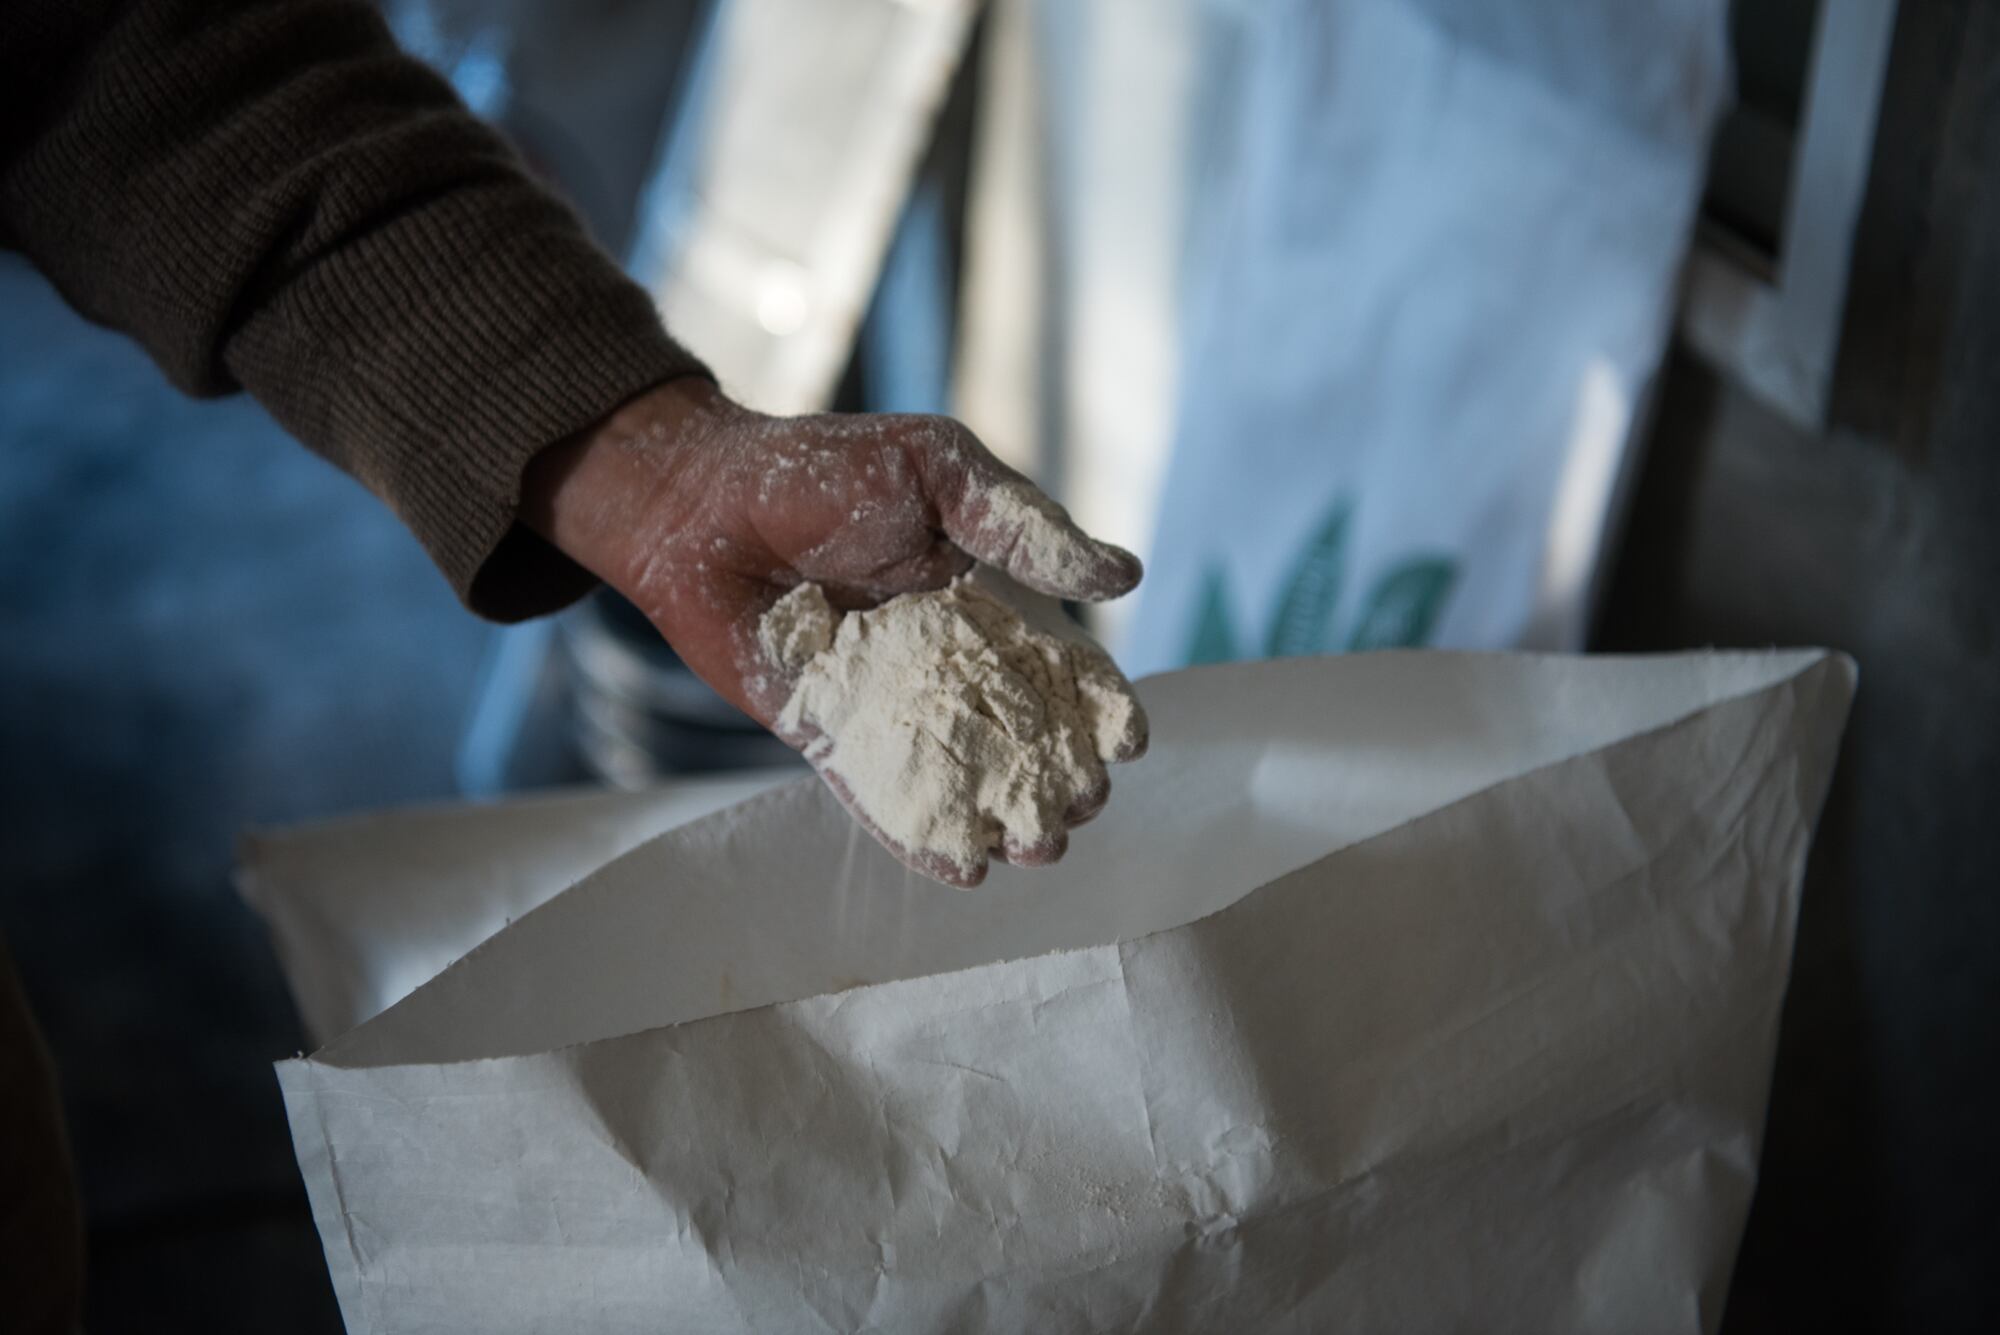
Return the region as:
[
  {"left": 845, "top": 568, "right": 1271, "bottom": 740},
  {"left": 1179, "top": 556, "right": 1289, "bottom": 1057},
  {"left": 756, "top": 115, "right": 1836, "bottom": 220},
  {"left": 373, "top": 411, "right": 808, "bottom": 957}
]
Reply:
[{"left": 0, "top": 0, "right": 709, "bottom": 620}]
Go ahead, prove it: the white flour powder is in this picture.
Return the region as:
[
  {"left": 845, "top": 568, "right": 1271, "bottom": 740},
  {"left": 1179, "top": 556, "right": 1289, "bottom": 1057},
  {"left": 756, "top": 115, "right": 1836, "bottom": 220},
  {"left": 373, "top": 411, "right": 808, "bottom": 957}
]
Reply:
[{"left": 760, "top": 576, "right": 1145, "bottom": 884}]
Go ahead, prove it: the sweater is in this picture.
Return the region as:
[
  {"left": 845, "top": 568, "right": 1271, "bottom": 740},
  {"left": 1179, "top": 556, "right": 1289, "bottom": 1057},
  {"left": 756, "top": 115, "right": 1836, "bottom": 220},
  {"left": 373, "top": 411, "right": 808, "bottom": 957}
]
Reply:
[{"left": 1, "top": 0, "right": 709, "bottom": 620}]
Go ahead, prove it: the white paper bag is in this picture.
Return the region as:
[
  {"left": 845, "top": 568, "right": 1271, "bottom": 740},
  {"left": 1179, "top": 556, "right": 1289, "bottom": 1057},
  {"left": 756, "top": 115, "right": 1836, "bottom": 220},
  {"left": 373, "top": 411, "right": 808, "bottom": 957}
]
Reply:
[
  {"left": 238, "top": 772, "right": 795, "bottom": 1046},
  {"left": 251, "top": 650, "right": 1853, "bottom": 1334}
]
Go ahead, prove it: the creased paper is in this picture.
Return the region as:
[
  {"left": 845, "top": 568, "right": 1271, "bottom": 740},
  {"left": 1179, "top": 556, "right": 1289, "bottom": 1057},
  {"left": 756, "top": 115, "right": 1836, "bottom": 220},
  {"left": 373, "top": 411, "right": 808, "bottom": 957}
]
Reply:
[
  {"left": 254, "top": 650, "right": 1852, "bottom": 1334},
  {"left": 238, "top": 772, "right": 792, "bottom": 1045}
]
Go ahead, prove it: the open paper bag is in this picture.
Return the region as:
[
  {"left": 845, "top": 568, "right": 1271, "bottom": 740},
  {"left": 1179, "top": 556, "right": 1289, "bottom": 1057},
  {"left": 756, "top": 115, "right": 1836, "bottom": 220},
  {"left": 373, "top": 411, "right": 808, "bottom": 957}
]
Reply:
[{"left": 240, "top": 650, "right": 1853, "bottom": 1334}]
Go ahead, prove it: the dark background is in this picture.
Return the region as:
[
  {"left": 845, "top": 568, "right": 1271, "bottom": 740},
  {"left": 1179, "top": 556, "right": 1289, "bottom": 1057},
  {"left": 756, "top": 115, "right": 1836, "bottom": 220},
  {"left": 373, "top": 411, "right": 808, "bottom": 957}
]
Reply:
[
  {"left": 1599, "top": 1, "right": 2000, "bottom": 1325},
  {"left": 1, "top": 0, "right": 1994, "bottom": 1330}
]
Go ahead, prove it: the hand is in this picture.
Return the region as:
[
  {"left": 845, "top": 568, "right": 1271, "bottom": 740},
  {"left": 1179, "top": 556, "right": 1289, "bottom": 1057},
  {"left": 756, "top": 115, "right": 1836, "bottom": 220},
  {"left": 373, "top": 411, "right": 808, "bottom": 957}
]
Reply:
[{"left": 521, "top": 377, "right": 1147, "bottom": 881}]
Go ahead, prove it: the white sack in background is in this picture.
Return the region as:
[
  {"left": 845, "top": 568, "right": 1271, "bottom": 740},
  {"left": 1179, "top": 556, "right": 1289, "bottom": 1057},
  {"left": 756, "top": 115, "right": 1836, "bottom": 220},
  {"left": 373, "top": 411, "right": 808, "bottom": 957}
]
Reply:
[
  {"left": 1124, "top": 0, "right": 1732, "bottom": 670},
  {"left": 251, "top": 649, "right": 1853, "bottom": 1333}
]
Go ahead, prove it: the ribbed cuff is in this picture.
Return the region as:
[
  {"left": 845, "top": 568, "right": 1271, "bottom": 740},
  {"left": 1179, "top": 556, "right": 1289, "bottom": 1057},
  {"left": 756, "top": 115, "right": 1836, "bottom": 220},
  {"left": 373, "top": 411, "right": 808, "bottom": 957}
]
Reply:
[
  {"left": 225, "top": 173, "right": 709, "bottom": 622},
  {"left": 398, "top": 281, "right": 708, "bottom": 623}
]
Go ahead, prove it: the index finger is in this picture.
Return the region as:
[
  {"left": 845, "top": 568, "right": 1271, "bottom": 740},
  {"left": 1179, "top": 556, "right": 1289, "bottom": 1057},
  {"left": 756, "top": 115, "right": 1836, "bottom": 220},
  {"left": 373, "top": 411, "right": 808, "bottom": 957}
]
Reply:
[{"left": 908, "top": 429, "right": 1143, "bottom": 602}]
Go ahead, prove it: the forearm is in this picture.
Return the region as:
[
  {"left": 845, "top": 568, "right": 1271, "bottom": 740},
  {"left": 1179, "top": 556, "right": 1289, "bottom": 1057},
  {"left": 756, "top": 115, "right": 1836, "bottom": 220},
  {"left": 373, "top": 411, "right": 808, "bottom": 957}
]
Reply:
[{"left": 1, "top": 0, "right": 707, "bottom": 618}]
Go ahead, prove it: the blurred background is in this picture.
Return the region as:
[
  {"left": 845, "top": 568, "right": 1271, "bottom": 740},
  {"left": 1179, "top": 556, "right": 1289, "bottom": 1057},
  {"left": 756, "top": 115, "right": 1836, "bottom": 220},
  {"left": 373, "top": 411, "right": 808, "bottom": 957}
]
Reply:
[{"left": 1, "top": 0, "right": 1995, "bottom": 1328}]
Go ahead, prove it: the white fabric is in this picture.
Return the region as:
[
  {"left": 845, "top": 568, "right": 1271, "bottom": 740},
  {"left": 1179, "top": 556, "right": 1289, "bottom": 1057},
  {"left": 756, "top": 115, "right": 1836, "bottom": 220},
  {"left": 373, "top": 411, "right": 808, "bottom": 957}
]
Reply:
[{"left": 1124, "top": 0, "right": 1730, "bottom": 670}]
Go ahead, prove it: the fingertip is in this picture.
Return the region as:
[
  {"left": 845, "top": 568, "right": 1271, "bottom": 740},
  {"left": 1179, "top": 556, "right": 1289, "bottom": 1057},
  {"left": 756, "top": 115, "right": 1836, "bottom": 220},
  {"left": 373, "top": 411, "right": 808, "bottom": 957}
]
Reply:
[
  {"left": 1065, "top": 777, "right": 1111, "bottom": 826},
  {"left": 1001, "top": 829, "right": 1068, "bottom": 867},
  {"left": 907, "top": 846, "right": 986, "bottom": 888},
  {"left": 1038, "top": 540, "right": 1142, "bottom": 604},
  {"left": 1089, "top": 691, "right": 1148, "bottom": 764},
  {"left": 1111, "top": 722, "right": 1149, "bottom": 763},
  {"left": 911, "top": 840, "right": 987, "bottom": 888},
  {"left": 940, "top": 857, "right": 988, "bottom": 889},
  {"left": 1095, "top": 543, "right": 1145, "bottom": 598}
]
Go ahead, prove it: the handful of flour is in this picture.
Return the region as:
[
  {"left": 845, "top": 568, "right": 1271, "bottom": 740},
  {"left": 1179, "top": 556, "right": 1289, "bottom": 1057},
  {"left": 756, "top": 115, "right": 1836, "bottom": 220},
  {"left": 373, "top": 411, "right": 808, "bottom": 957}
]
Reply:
[{"left": 758, "top": 576, "right": 1147, "bottom": 885}]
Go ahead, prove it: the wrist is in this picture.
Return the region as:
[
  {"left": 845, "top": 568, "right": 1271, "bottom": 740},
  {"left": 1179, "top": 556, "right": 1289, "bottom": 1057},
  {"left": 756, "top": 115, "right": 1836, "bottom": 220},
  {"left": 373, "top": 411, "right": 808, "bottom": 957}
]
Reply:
[{"left": 518, "top": 374, "right": 737, "bottom": 587}]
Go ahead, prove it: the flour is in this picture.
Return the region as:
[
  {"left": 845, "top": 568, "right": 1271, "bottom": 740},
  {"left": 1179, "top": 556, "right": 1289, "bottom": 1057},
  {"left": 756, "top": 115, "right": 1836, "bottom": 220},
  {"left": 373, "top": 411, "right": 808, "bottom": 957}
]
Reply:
[
  {"left": 762, "top": 577, "right": 1145, "bottom": 884},
  {"left": 757, "top": 581, "right": 839, "bottom": 677}
]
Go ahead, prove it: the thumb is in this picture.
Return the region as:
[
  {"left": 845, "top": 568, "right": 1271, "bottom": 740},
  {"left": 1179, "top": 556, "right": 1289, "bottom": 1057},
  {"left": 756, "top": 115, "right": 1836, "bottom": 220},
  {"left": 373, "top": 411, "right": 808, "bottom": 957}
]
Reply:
[{"left": 909, "top": 427, "right": 1142, "bottom": 602}]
